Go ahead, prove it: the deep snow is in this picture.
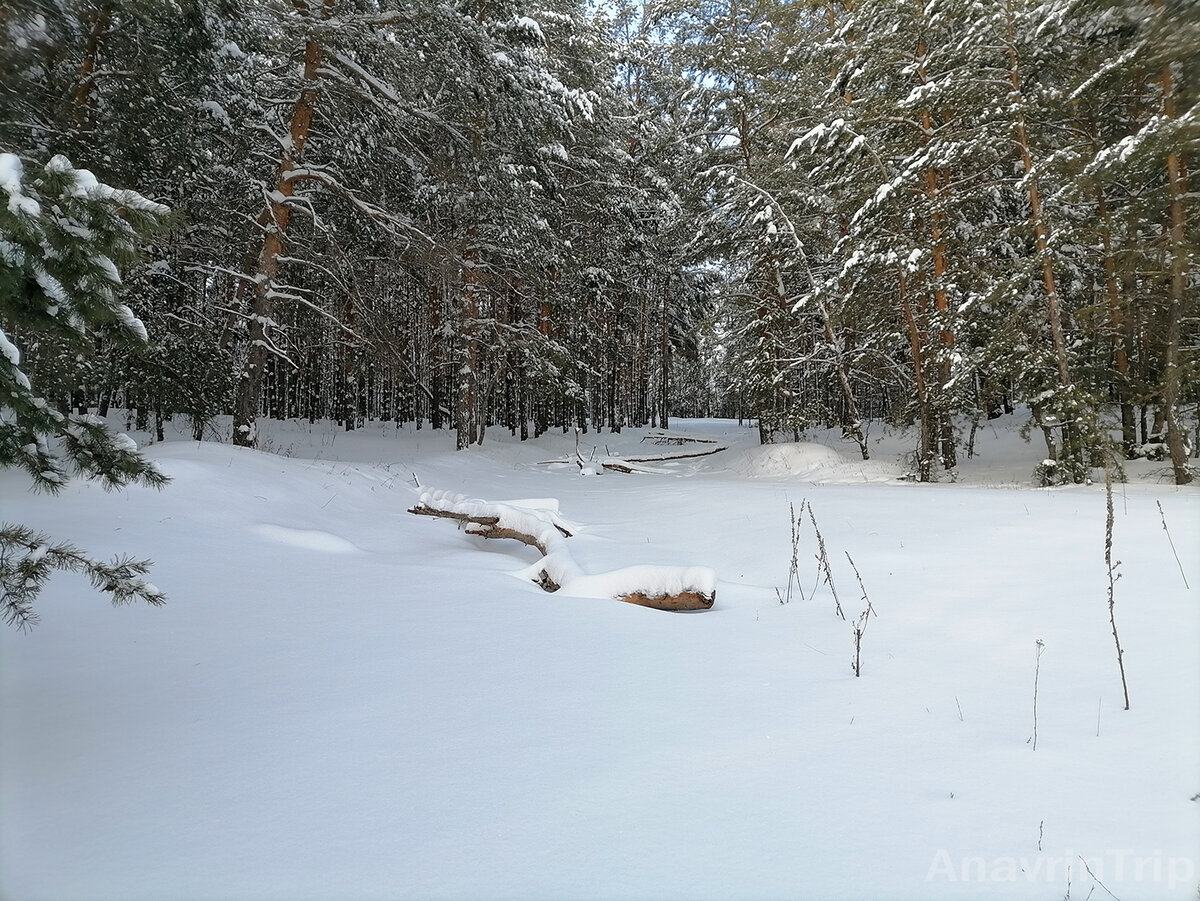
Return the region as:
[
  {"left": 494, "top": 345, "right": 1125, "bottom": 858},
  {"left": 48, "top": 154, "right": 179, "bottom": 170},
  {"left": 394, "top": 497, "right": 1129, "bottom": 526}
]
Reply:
[{"left": 2, "top": 412, "right": 1197, "bottom": 900}]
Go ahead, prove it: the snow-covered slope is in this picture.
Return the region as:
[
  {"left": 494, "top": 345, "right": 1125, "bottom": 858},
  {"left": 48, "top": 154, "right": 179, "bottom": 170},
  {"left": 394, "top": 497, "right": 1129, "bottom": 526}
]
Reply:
[{"left": 2, "top": 414, "right": 1197, "bottom": 900}]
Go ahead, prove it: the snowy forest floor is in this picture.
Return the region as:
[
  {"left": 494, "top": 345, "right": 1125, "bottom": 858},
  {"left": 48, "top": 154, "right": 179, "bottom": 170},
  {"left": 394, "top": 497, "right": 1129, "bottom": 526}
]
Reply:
[{"left": 2, "top": 411, "right": 1198, "bottom": 901}]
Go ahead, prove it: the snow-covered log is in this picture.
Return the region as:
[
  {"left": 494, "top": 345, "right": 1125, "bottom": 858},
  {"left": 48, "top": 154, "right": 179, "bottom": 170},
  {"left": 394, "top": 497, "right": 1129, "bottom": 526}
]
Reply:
[
  {"left": 410, "top": 503, "right": 567, "bottom": 555},
  {"left": 409, "top": 490, "right": 715, "bottom": 611},
  {"left": 538, "top": 446, "right": 727, "bottom": 470},
  {"left": 625, "top": 446, "right": 727, "bottom": 462},
  {"left": 641, "top": 432, "right": 719, "bottom": 445},
  {"left": 620, "top": 591, "right": 715, "bottom": 611},
  {"left": 599, "top": 460, "right": 663, "bottom": 475}
]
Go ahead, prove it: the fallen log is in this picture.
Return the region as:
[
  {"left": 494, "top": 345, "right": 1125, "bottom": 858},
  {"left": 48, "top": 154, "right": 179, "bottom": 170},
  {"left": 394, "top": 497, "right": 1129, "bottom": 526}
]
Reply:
[
  {"left": 410, "top": 505, "right": 500, "bottom": 527},
  {"left": 409, "top": 490, "right": 715, "bottom": 612},
  {"left": 465, "top": 525, "right": 549, "bottom": 554},
  {"left": 624, "top": 446, "right": 726, "bottom": 462},
  {"left": 619, "top": 591, "right": 715, "bottom": 612},
  {"left": 538, "top": 446, "right": 727, "bottom": 469},
  {"left": 641, "top": 432, "right": 719, "bottom": 445},
  {"left": 411, "top": 505, "right": 565, "bottom": 554},
  {"left": 601, "top": 461, "right": 635, "bottom": 474},
  {"left": 600, "top": 460, "right": 660, "bottom": 475}
]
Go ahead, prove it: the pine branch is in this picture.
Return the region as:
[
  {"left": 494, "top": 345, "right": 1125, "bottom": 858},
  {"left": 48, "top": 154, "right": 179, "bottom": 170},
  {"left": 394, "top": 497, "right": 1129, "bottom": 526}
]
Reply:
[{"left": 2, "top": 524, "right": 165, "bottom": 631}]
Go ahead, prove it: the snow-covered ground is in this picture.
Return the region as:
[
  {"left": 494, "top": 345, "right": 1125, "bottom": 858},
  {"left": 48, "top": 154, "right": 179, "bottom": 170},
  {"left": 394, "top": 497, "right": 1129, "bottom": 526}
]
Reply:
[{"left": 3, "top": 412, "right": 1198, "bottom": 901}]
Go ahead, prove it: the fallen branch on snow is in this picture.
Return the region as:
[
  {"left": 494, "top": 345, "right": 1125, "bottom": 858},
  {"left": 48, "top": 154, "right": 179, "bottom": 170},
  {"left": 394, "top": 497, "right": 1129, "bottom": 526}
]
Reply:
[
  {"left": 538, "top": 446, "right": 727, "bottom": 469},
  {"left": 409, "top": 490, "right": 715, "bottom": 611},
  {"left": 641, "top": 432, "right": 719, "bottom": 445},
  {"left": 599, "top": 460, "right": 667, "bottom": 475},
  {"left": 624, "top": 446, "right": 727, "bottom": 463}
]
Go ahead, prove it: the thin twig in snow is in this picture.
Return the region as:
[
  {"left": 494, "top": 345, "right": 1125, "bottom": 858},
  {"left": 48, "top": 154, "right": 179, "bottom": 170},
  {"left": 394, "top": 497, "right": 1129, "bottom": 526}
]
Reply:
[
  {"left": 1156, "top": 500, "right": 1190, "bottom": 589},
  {"left": 1078, "top": 856, "right": 1121, "bottom": 900},
  {"left": 1030, "top": 638, "right": 1045, "bottom": 750}
]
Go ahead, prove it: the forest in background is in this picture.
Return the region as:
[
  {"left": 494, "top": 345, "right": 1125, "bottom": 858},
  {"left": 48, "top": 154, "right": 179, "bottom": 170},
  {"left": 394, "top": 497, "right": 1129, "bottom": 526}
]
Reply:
[{"left": 1, "top": 0, "right": 1197, "bottom": 485}]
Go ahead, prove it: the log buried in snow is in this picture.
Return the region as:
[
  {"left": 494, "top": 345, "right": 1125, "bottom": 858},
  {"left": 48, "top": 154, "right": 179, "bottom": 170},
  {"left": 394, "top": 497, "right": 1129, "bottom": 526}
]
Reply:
[
  {"left": 408, "top": 497, "right": 715, "bottom": 612},
  {"left": 618, "top": 591, "right": 714, "bottom": 611},
  {"left": 537, "top": 445, "right": 726, "bottom": 467}
]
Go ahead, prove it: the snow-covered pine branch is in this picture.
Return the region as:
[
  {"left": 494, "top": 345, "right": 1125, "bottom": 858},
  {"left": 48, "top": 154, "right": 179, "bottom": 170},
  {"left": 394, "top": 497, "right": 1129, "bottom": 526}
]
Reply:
[{"left": 1, "top": 523, "right": 166, "bottom": 631}]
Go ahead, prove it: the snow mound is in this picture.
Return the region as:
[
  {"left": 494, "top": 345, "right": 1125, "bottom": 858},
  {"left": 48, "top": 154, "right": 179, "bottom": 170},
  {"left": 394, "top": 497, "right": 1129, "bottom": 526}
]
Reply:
[
  {"left": 724, "top": 442, "right": 850, "bottom": 479},
  {"left": 254, "top": 524, "right": 359, "bottom": 554}
]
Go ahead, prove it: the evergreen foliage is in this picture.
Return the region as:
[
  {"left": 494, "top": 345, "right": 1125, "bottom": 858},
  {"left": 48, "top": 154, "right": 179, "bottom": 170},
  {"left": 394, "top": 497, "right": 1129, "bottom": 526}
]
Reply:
[
  {"left": 1, "top": 151, "right": 169, "bottom": 625},
  {"left": 0, "top": 0, "right": 1193, "bottom": 486}
]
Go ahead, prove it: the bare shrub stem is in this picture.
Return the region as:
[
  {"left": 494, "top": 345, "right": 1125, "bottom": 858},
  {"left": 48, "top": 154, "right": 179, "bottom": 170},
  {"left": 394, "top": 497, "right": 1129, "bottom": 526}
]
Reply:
[
  {"left": 807, "top": 504, "right": 843, "bottom": 619},
  {"left": 780, "top": 501, "right": 807, "bottom": 604},
  {"left": 1104, "top": 461, "right": 1131, "bottom": 710},
  {"left": 846, "top": 552, "right": 874, "bottom": 676},
  {"left": 1030, "top": 638, "right": 1045, "bottom": 750}
]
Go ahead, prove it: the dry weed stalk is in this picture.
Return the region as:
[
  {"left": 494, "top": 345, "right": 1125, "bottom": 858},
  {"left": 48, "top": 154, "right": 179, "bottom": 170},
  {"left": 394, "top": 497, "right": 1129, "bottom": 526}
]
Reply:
[
  {"left": 846, "top": 552, "right": 874, "bottom": 676},
  {"left": 807, "top": 504, "right": 844, "bottom": 620},
  {"left": 1104, "top": 460, "right": 1131, "bottom": 710},
  {"left": 1029, "top": 638, "right": 1046, "bottom": 750}
]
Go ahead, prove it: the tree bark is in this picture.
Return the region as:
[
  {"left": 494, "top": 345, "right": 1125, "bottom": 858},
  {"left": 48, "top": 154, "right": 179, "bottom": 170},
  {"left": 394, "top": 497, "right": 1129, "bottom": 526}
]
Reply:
[
  {"left": 1096, "top": 189, "right": 1136, "bottom": 452},
  {"left": 1155, "top": 14, "right": 1193, "bottom": 484},
  {"left": 1003, "top": 0, "right": 1090, "bottom": 480},
  {"left": 233, "top": 17, "right": 326, "bottom": 447},
  {"left": 455, "top": 239, "right": 483, "bottom": 450},
  {"left": 659, "top": 280, "right": 671, "bottom": 431},
  {"left": 915, "top": 35, "right": 956, "bottom": 472},
  {"left": 899, "top": 270, "right": 934, "bottom": 481},
  {"left": 73, "top": 1, "right": 114, "bottom": 122}
]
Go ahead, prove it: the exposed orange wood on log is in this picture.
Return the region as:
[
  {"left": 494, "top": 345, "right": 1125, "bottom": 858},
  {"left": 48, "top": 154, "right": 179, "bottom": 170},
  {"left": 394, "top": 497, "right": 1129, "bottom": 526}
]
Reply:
[{"left": 618, "top": 591, "right": 715, "bottom": 611}]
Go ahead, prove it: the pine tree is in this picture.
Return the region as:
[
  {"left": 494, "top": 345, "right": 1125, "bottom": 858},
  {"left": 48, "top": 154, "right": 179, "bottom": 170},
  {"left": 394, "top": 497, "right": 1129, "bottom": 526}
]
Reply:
[{"left": 0, "top": 152, "right": 169, "bottom": 627}]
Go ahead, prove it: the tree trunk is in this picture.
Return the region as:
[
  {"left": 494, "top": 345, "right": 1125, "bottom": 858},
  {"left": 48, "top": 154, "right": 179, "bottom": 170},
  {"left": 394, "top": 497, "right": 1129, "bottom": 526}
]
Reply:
[
  {"left": 1004, "top": 0, "right": 1084, "bottom": 479},
  {"left": 428, "top": 278, "right": 446, "bottom": 431},
  {"left": 659, "top": 280, "right": 671, "bottom": 431},
  {"left": 232, "top": 23, "right": 325, "bottom": 447},
  {"left": 1155, "top": 13, "right": 1193, "bottom": 484},
  {"left": 915, "top": 35, "right": 956, "bottom": 472},
  {"left": 900, "top": 270, "right": 934, "bottom": 481},
  {"left": 1096, "top": 189, "right": 1136, "bottom": 452},
  {"left": 73, "top": 1, "right": 114, "bottom": 122},
  {"left": 455, "top": 242, "right": 483, "bottom": 451}
]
